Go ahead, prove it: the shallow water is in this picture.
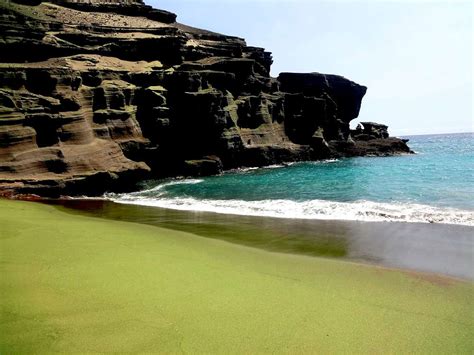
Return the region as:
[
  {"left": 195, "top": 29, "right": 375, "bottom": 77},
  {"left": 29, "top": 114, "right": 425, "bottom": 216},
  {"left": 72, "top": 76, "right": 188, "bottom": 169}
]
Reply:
[{"left": 109, "top": 133, "right": 474, "bottom": 225}]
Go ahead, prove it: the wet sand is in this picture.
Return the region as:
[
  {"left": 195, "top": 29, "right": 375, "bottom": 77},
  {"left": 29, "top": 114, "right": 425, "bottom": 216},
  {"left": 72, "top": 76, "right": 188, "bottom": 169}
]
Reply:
[{"left": 50, "top": 199, "right": 474, "bottom": 280}]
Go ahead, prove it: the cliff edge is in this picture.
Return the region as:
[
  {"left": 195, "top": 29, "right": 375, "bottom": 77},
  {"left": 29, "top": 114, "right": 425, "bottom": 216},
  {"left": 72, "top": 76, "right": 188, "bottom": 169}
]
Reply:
[{"left": 0, "top": 0, "right": 412, "bottom": 196}]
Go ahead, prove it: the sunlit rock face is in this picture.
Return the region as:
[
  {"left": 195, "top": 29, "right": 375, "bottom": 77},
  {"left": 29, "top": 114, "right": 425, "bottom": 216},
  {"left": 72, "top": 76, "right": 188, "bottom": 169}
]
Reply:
[{"left": 0, "top": 1, "right": 411, "bottom": 196}]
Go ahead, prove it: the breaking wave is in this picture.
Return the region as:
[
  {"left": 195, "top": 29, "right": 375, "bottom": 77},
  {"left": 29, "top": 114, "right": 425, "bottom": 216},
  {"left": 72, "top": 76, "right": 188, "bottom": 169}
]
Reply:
[{"left": 107, "top": 180, "right": 474, "bottom": 226}]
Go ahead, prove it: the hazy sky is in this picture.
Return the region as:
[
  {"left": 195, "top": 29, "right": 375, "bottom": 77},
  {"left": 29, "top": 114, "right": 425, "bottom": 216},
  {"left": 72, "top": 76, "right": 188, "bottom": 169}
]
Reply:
[{"left": 150, "top": 0, "right": 472, "bottom": 135}]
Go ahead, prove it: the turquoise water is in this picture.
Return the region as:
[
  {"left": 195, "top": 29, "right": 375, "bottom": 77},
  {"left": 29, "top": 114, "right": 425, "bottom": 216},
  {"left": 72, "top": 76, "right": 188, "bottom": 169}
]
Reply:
[{"left": 111, "top": 133, "right": 474, "bottom": 225}]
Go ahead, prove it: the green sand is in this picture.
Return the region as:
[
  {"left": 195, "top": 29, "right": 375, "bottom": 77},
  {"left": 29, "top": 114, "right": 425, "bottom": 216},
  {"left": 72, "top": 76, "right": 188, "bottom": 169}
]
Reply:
[{"left": 1, "top": 200, "right": 473, "bottom": 353}]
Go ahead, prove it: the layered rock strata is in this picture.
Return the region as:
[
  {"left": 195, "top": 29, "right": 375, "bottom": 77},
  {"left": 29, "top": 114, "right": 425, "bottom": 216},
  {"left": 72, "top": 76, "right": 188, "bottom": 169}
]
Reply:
[{"left": 0, "top": 0, "right": 412, "bottom": 196}]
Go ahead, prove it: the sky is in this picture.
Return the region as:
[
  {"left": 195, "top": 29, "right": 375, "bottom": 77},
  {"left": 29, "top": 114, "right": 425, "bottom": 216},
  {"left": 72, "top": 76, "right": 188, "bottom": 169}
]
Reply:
[{"left": 149, "top": 0, "right": 472, "bottom": 136}]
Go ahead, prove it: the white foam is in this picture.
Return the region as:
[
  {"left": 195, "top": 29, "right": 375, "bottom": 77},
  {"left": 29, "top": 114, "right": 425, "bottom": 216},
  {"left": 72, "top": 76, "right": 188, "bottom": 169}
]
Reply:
[
  {"left": 229, "top": 160, "right": 340, "bottom": 174},
  {"left": 312, "top": 159, "right": 340, "bottom": 164},
  {"left": 108, "top": 194, "right": 474, "bottom": 226},
  {"left": 107, "top": 179, "right": 204, "bottom": 198},
  {"left": 233, "top": 166, "right": 260, "bottom": 173},
  {"left": 263, "top": 164, "right": 287, "bottom": 169},
  {"left": 232, "top": 164, "right": 288, "bottom": 173}
]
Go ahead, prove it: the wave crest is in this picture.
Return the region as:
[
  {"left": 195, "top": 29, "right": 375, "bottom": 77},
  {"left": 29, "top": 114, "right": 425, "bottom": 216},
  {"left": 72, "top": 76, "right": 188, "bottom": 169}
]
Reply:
[{"left": 108, "top": 194, "right": 474, "bottom": 226}]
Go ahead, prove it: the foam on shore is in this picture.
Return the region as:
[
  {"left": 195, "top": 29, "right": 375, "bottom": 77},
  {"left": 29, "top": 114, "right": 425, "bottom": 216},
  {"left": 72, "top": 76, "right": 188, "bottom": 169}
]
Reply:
[{"left": 108, "top": 180, "right": 474, "bottom": 226}]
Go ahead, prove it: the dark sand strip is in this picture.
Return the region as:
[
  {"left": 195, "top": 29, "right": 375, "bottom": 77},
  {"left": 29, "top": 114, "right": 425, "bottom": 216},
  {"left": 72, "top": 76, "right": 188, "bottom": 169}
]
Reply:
[{"left": 51, "top": 199, "right": 474, "bottom": 280}]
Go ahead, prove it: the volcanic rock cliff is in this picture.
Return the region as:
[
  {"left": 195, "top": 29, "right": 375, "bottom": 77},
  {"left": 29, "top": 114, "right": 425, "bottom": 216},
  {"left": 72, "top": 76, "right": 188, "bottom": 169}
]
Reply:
[{"left": 0, "top": 0, "right": 412, "bottom": 196}]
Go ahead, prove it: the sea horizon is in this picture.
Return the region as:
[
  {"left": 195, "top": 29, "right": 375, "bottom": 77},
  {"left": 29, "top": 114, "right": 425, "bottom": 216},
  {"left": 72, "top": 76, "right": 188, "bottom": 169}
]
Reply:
[{"left": 400, "top": 131, "right": 473, "bottom": 137}]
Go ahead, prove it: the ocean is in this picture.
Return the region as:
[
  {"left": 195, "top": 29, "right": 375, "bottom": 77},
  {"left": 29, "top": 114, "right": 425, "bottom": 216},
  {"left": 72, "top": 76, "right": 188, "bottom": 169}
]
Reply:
[{"left": 109, "top": 132, "right": 474, "bottom": 226}]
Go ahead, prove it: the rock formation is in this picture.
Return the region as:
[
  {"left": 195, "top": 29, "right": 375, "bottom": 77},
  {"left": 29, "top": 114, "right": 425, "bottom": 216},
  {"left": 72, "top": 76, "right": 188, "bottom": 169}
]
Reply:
[{"left": 0, "top": 0, "right": 412, "bottom": 196}]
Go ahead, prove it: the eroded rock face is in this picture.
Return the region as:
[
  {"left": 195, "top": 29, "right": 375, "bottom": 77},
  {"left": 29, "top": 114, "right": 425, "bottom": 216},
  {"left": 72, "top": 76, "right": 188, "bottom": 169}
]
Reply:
[{"left": 0, "top": 1, "right": 412, "bottom": 196}]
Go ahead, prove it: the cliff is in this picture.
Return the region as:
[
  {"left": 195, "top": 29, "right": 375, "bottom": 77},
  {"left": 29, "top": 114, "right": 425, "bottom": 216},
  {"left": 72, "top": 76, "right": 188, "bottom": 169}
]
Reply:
[{"left": 0, "top": 0, "right": 412, "bottom": 196}]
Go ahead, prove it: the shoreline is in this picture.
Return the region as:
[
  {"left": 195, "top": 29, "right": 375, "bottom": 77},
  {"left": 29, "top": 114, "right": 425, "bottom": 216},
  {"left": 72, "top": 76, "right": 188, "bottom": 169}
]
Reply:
[
  {"left": 108, "top": 194, "right": 474, "bottom": 227},
  {"left": 45, "top": 198, "right": 474, "bottom": 281}
]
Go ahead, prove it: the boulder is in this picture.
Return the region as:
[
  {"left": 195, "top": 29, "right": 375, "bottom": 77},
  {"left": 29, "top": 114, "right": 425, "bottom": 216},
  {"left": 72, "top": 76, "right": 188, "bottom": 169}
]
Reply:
[
  {"left": 183, "top": 156, "right": 223, "bottom": 177},
  {"left": 353, "top": 122, "right": 390, "bottom": 139}
]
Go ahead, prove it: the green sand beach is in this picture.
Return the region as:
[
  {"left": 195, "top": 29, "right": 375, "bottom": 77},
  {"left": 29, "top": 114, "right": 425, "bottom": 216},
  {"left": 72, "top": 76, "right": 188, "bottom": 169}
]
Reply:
[{"left": 1, "top": 199, "right": 473, "bottom": 353}]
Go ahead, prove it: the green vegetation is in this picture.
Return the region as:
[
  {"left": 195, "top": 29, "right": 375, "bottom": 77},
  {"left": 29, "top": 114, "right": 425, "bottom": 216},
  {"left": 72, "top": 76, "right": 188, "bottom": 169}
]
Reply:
[
  {"left": 0, "top": 1, "right": 49, "bottom": 21},
  {"left": 1, "top": 199, "right": 473, "bottom": 353}
]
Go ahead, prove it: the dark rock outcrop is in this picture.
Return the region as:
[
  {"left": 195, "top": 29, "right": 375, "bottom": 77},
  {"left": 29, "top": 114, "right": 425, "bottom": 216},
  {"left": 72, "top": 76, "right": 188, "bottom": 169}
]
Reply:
[
  {"left": 352, "top": 122, "right": 389, "bottom": 140},
  {"left": 0, "top": 0, "right": 412, "bottom": 196}
]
